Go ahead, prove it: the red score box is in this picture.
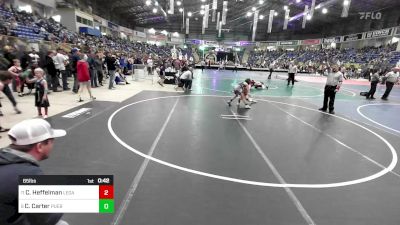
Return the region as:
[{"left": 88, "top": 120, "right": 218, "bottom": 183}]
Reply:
[{"left": 99, "top": 185, "right": 114, "bottom": 199}]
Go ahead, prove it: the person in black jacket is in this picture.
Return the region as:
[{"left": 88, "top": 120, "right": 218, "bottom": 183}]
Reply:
[
  {"left": 70, "top": 48, "right": 81, "bottom": 93},
  {"left": 42, "top": 51, "right": 58, "bottom": 92},
  {"left": 0, "top": 119, "right": 68, "bottom": 225},
  {"left": 105, "top": 53, "right": 117, "bottom": 90}
]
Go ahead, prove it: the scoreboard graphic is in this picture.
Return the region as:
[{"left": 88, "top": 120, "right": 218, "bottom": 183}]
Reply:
[{"left": 18, "top": 175, "right": 114, "bottom": 213}]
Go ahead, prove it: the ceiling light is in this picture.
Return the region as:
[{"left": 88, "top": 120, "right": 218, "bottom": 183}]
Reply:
[
  {"left": 200, "top": 9, "right": 205, "bottom": 14},
  {"left": 161, "top": 30, "right": 168, "bottom": 35},
  {"left": 176, "top": 1, "right": 181, "bottom": 6},
  {"left": 274, "top": 12, "right": 278, "bottom": 16},
  {"left": 152, "top": 8, "right": 158, "bottom": 13},
  {"left": 148, "top": 28, "right": 155, "bottom": 34},
  {"left": 283, "top": 5, "right": 288, "bottom": 10},
  {"left": 155, "top": 1, "right": 159, "bottom": 6},
  {"left": 259, "top": 15, "right": 264, "bottom": 19},
  {"left": 145, "top": 0, "right": 151, "bottom": 6},
  {"left": 201, "top": 0, "right": 206, "bottom": 2},
  {"left": 296, "top": 0, "right": 301, "bottom": 3},
  {"left": 187, "top": 11, "right": 192, "bottom": 17},
  {"left": 322, "top": 8, "right": 328, "bottom": 14},
  {"left": 179, "top": 8, "right": 183, "bottom": 12},
  {"left": 306, "top": 14, "right": 312, "bottom": 20},
  {"left": 315, "top": 4, "right": 321, "bottom": 9},
  {"left": 173, "top": 32, "right": 179, "bottom": 37},
  {"left": 224, "top": 8, "right": 228, "bottom": 11},
  {"left": 259, "top": 0, "right": 264, "bottom": 4},
  {"left": 246, "top": 12, "right": 252, "bottom": 17},
  {"left": 252, "top": 7, "right": 256, "bottom": 11},
  {"left": 201, "top": 5, "right": 205, "bottom": 9},
  {"left": 343, "top": 0, "right": 349, "bottom": 6}
]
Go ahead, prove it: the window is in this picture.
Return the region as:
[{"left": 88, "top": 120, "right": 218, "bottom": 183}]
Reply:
[{"left": 76, "top": 15, "right": 93, "bottom": 26}]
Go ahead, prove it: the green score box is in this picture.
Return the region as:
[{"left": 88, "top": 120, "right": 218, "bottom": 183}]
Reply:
[{"left": 99, "top": 199, "right": 114, "bottom": 213}]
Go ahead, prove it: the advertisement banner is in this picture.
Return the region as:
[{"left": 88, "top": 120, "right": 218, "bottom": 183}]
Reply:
[
  {"left": 170, "top": 37, "right": 184, "bottom": 43},
  {"left": 302, "top": 39, "right": 321, "bottom": 45},
  {"left": 148, "top": 35, "right": 167, "bottom": 41},
  {"left": 343, "top": 33, "right": 363, "bottom": 42},
  {"left": 134, "top": 31, "right": 146, "bottom": 38},
  {"left": 365, "top": 28, "right": 394, "bottom": 39},
  {"left": 396, "top": 27, "right": 400, "bottom": 35},
  {"left": 185, "top": 39, "right": 202, "bottom": 45},
  {"left": 238, "top": 41, "right": 256, "bottom": 46},
  {"left": 205, "top": 40, "right": 218, "bottom": 45},
  {"left": 323, "top": 36, "right": 341, "bottom": 44},
  {"left": 259, "top": 41, "right": 278, "bottom": 46},
  {"left": 279, "top": 40, "right": 298, "bottom": 46}
]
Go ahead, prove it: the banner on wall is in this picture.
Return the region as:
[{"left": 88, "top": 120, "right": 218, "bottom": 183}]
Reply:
[
  {"left": 148, "top": 35, "right": 167, "bottom": 41},
  {"left": 252, "top": 10, "right": 259, "bottom": 42},
  {"left": 170, "top": 37, "right": 184, "bottom": 43},
  {"left": 302, "top": 39, "right": 321, "bottom": 45},
  {"left": 205, "top": 40, "right": 219, "bottom": 46},
  {"left": 323, "top": 36, "right": 341, "bottom": 44},
  {"left": 186, "top": 18, "right": 190, "bottom": 35},
  {"left": 186, "top": 39, "right": 202, "bottom": 45},
  {"left": 283, "top": 9, "right": 290, "bottom": 30},
  {"left": 259, "top": 41, "right": 278, "bottom": 46},
  {"left": 267, "top": 10, "right": 274, "bottom": 33},
  {"left": 343, "top": 33, "right": 363, "bottom": 42},
  {"left": 238, "top": 41, "right": 256, "bottom": 46},
  {"left": 279, "top": 40, "right": 298, "bottom": 46},
  {"left": 222, "top": 1, "right": 228, "bottom": 25},
  {"left": 364, "top": 28, "right": 394, "bottom": 39},
  {"left": 396, "top": 27, "right": 400, "bottom": 35},
  {"left": 134, "top": 31, "right": 146, "bottom": 38}
]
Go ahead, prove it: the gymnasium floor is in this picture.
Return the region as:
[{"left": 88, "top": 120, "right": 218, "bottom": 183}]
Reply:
[{"left": 40, "top": 69, "right": 400, "bottom": 225}]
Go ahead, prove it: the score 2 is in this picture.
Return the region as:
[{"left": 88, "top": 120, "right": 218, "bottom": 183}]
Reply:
[{"left": 99, "top": 185, "right": 114, "bottom": 199}]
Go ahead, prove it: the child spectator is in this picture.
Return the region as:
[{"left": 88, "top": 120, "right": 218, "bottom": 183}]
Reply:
[
  {"left": 26, "top": 68, "right": 50, "bottom": 118},
  {"left": 7, "top": 59, "right": 23, "bottom": 97}
]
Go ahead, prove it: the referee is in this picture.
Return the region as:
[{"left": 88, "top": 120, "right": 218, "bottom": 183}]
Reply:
[
  {"left": 319, "top": 65, "right": 343, "bottom": 114},
  {"left": 287, "top": 62, "right": 297, "bottom": 86}
]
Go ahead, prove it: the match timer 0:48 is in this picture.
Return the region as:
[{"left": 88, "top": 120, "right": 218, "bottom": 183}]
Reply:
[{"left": 19, "top": 175, "right": 114, "bottom": 214}]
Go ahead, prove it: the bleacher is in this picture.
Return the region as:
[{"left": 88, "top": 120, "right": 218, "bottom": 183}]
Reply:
[{"left": 10, "top": 23, "right": 46, "bottom": 41}]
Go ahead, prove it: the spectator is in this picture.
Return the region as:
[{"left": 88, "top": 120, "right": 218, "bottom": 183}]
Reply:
[
  {"left": 87, "top": 52, "right": 98, "bottom": 88},
  {"left": 53, "top": 48, "right": 70, "bottom": 91},
  {"left": 76, "top": 54, "right": 95, "bottom": 102},
  {"left": 28, "top": 48, "right": 40, "bottom": 66},
  {"left": 0, "top": 71, "right": 13, "bottom": 131},
  {"left": 70, "top": 48, "right": 81, "bottom": 93},
  {"left": 34, "top": 68, "right": 50, "bottom": 118},
  {"left": 8, "top": 59, "right": 23, "bottom": 97},
  {"left": 42, "top": 51, "right": 58, "bottom": 92},
  {"left": 94, "top": 52, "right": 104, "bottom": 86},
  {"left": 105, "top": 53, "right": 117, "bottom": 90},
  {"left": 0, "top": 118, "right": 68, "bottom": 225}
]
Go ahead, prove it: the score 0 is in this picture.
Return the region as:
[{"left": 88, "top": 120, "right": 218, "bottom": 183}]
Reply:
[{"left": 99, "top": 185, "right": 114, "bottom": 213}]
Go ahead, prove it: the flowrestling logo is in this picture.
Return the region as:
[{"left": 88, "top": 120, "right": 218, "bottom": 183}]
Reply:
[{"left": 359, "top": 12, "right": 382, "bottom": 20}]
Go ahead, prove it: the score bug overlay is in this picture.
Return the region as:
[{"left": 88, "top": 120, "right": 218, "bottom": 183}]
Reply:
[{"left": 18, "top": 175, "right": 114, "bottom": 214}]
